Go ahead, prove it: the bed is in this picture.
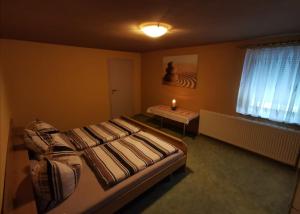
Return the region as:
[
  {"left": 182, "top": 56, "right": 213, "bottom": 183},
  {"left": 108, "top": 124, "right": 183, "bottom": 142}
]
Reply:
[
  {"left": 17, "top": 116, "right": 187, "bottom": 214},
  {"left": 48, "top": 117, "right": 187, "bottom": 213}
]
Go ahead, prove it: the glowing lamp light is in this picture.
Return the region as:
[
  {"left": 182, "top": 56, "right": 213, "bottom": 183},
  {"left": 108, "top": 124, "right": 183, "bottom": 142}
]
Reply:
[
  {"left": 171, "top": 98, "right": 177, "bottom": 110},
  {"left": 172, "top": 99, "right": 176, "bottom": 107},
  {"left": 140, "top": 23, "right": 171, "bottom": 38}
]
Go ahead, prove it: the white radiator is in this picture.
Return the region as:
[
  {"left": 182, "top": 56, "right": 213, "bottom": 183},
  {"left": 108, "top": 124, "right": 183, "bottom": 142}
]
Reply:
[{"left": 199, "top": 110, "right": 300, "bottom": 166}]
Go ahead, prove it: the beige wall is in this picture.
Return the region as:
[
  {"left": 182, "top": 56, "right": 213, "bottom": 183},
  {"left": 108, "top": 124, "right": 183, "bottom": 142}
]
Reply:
[
  {"left": 141, "top": 42, "right": 246, "bottom": 115},
  {"left": 1, "top": 39, "right": 141, "bottom": 130},
  {"left": 0, "top": 41, "right": 11, "bottom": 212}
]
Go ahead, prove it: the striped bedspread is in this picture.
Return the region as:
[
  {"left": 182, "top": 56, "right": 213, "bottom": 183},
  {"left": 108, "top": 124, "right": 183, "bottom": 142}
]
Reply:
[
  {"left": 65, "top": 118, "right": 140, "bottom": 150},
  {"left": 83, "top": 131, "right": 178, "bottom": 188}
]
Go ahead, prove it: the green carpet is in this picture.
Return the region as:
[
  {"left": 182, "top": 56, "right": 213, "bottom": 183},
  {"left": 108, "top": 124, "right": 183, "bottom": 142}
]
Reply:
[{"left": 119, "top": 114, "right": 295, "bottom": 214}]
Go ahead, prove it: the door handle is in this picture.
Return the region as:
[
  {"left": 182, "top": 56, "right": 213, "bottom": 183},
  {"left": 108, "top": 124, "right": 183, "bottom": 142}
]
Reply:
[{"left": 112, "top": 89, "right": 119, "bottom": 94}]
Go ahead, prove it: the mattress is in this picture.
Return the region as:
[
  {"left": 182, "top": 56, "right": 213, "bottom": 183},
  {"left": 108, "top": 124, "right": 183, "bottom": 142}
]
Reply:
[
  {"left": 65, "top": 118, "right": 141, "bottom": 150},
  {"left": 48, "top": 149, "right": 185, "bottom": 213}
]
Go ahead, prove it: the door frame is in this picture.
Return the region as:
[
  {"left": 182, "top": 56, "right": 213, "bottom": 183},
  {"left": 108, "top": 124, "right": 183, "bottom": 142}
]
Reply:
[{"left": 107, "top": 57, "right": 134, "bottom": 119}]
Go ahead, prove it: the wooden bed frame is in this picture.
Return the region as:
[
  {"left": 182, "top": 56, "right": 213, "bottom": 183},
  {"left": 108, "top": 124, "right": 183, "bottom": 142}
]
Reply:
[{"left": 4, "top": 117, "right": 187, "bottom": 214}]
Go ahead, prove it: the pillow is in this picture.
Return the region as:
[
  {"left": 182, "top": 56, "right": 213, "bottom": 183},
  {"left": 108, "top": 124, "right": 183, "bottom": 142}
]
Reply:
[
  {"left": 26, "top": 119, "right": 59, "bottom": 134},
  {"left": 24, "top": 130, "right": 74, "bottom": 155},
  {"left": 24, "top": 129, "right": 51, "bottom": 154},
  {"left": 46, "top": 151, "right": 82, "bottom": 174},
  {"left": 50, "top": 133, "right": 75, "bottom": 152},
  {"left": 30, "top": 152, "right": 82, "bottom": 213}
]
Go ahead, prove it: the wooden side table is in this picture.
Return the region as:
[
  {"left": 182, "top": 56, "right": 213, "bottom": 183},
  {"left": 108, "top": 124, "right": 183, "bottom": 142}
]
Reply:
[{"left": 147, "top": 105, "right": 199, "bottom": 136}]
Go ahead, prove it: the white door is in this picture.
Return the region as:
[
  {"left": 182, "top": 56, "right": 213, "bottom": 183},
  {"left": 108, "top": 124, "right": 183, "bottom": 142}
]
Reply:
[{"left": 108, "top": 58, "right": 134, "bottom": 118}]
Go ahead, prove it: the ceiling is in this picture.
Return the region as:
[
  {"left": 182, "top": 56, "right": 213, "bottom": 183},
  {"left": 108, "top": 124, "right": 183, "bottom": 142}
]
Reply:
[{"left": 1, "top": 0, "right": 300, "bottom": 52}]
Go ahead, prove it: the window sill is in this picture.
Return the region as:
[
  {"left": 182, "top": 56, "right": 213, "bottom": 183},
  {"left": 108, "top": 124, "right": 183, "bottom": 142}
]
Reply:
[{"left": 236, "top": 113, "right": 300, "bottom": 131}]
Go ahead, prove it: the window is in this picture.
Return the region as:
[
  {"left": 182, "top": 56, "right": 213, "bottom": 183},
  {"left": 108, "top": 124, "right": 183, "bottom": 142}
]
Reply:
[{"left": 236, "top": 45, "right": 300, "bottom": 125}]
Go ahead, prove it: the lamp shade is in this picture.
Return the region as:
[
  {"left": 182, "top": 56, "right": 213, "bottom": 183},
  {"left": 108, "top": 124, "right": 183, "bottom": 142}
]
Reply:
[{"left": 140, "top": 23, "right": 171, "bottom": 38}]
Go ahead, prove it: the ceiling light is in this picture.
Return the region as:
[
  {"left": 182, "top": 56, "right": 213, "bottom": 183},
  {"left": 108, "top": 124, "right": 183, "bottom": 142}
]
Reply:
[{"left": 140, "top": 22, "right": 171, "bottom": 38}]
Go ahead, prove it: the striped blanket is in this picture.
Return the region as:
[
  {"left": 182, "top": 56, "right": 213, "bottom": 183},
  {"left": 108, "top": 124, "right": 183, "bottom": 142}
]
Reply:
[
  {"left": 65, "top": 118, "right": 141, "bottom": 150},
  {"left": 83, "top": 131, "right": 178, "bottom": 188}
]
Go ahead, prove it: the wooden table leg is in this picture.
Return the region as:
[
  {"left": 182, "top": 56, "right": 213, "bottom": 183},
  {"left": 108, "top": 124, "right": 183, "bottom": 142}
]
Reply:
[{"left": 183, "top": 124, "right": 186, "bottom": 136}]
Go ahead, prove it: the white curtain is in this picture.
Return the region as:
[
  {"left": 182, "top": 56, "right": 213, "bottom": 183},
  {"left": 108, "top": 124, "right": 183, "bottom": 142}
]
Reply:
[{"left": 236, "top": 45, "right": 300, "bottom": 125}]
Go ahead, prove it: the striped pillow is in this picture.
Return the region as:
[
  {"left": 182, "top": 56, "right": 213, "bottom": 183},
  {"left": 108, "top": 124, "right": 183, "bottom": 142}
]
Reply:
[
  {"left": 50, "top": 133, "right": 75, "bottom": 152},
  {"left": 24, "top": 130, "right": 74, "bottom": 156},
  {"left": 24, "top": 129, "right": 51, "bottom": 154},
  {"left": 30, "top": 152, "right": 82, "bottom": 212},
  {"left": 27, "top": 120, "right": 59, "bottom": 134}
]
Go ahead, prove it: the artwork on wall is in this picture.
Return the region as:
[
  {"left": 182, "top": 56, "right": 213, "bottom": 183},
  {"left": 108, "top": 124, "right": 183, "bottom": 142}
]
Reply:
[{"left": 162, "top": 54, "right": 198, "bottom": 89}]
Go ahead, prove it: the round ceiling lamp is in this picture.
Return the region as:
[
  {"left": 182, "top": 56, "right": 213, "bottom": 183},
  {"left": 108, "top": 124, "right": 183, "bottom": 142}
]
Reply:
[{"left": 140, "top": 22, "right": 171, "bottom": 38}]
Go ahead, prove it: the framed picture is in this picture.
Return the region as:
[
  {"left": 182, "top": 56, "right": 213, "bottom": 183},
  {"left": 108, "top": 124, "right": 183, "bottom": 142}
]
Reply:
[{"left": 162, "top": 54, "right": 198, "bottom": 89}]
